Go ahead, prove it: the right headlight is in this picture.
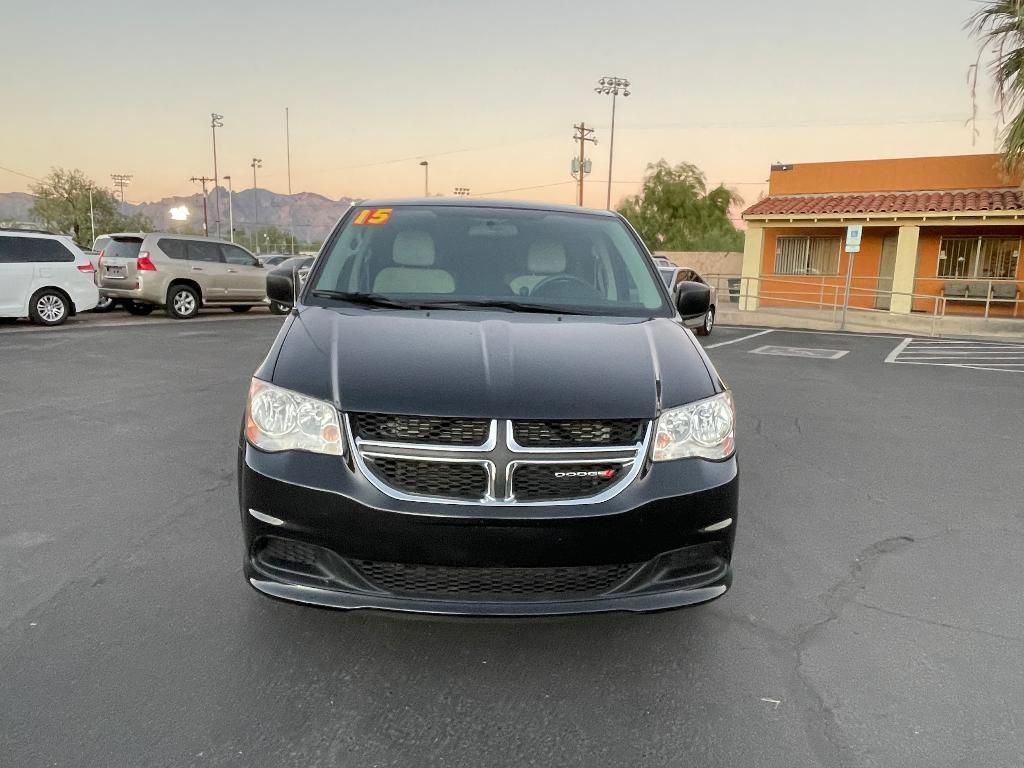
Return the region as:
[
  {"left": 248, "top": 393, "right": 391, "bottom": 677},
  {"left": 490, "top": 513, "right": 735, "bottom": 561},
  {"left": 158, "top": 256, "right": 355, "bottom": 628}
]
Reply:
[
  {"left": 245, "top": 378, "right": 343, "bottom": 456},
  {"left": 652, "top": 391, "right": 735, "bottom": 461}
]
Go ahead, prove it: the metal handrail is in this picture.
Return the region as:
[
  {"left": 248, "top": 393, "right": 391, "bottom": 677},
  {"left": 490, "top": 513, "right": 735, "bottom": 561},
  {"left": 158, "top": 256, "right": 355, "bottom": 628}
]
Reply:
[{"left": 702, "top": 273, "right": 1024, "bottom": 331}]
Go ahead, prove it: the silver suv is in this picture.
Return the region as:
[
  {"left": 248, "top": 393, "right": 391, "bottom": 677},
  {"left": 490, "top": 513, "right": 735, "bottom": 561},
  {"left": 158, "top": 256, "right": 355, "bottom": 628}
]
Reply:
[{"left": 97, "top": 234, "right": 279, "bottom": 319}]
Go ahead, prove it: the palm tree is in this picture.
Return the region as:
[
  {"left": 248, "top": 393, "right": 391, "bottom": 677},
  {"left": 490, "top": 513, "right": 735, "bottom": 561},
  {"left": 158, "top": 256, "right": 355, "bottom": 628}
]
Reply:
[{"left": 970, "top": 1, "right": 1024, "bottom": 169}]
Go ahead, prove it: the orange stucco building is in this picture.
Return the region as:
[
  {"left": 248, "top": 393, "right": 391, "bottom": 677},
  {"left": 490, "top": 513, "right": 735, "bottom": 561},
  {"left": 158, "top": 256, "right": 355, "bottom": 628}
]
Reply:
[{"left": 740, "top": 154, "right": 1024, "bottom": 318}]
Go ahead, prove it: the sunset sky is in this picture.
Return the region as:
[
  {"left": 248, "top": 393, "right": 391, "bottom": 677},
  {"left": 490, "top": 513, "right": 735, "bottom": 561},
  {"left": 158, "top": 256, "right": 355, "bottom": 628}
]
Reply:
[{"left": 0, "top": 0, "right": 1004, "bottom": 210}]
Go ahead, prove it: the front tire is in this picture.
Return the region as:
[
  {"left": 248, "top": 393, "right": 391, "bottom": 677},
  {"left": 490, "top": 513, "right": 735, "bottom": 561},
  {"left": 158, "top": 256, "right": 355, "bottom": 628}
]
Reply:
[
  {"left": 29, "top": 289, "right": 70, "bottom": 326},
  {"left": 167, "top": 285, "right": 200, "bottom": 319},
  {"left": 269, "top": 302, "right": 290, "bottom": 315},
  {"left": 696, "top": 307, "right": 715, "bottom": 336}
]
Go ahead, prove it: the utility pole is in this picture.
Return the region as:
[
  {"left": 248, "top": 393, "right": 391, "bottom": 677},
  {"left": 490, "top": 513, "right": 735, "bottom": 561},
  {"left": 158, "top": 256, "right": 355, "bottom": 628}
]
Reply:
[
  {"left": 223, "top": 175, "right": 234, "bottom": 243},
  {"left": 88, "top": 189, "right": 96, "bottom": 244},
  {"left": 285, "top": 108, "right": 294, "bottom": 254},
  {"left": 572, "top": 123, "right": 597, "bottom": 207},
  {"left": 250, "top": 158, "right": 263, "bottom": 253},
  {"left": 211, "top": 113, "right": 224, "bottom": 238},
  {"left": 110, "top": 173, "right": 133, "bottom": 203},
  {"left": 190, "top": 175, "right": 216, "bottom": 236}
]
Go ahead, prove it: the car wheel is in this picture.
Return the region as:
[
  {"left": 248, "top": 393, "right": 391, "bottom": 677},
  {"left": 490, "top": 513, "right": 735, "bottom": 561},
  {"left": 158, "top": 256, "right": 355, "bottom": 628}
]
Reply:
[
  {"left": 29, "top": 289, "right": 70, "bottom": 326},
  {"left": 92, "top": 296, "right": 116, "bottom": 313},
  {"left": 229, "top": 305, "right": 253, "bottom": 313},
  {"left": 125, "top": 302, "right": 155, "bottom": 316},
  {"left": 167, "top": 285, "right": 200, "bottom": 319},
  {"left": 696, "top": 307, "right": 715, "bottom": 336},
  {"left": 269, "top": 302, "right": 290, "bottom": 315}
]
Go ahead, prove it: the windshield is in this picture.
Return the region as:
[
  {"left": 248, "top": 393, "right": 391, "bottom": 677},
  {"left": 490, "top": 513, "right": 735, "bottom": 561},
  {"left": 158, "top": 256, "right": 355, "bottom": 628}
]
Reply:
[{"left": 310, "top": 205, "right": 669, "bottom": 316}]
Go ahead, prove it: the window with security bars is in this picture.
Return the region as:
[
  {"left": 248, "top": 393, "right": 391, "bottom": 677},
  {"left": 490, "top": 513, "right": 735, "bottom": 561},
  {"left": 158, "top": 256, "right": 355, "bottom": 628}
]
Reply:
[
  {"left": 773, "top": 237, "right": 841, "bottom": 275},
  {"left": 937, "top": 237, "right": 1020, "bottom": 279}
]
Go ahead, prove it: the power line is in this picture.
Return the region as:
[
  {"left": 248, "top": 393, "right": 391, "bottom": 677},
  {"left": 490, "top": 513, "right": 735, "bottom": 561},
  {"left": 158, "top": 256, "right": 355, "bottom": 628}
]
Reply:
[
  {"left": 470, "top": 181, "right": 575, "bottom": 197},
  {"left": 0, "top": 165, "right": 41, "bottom": 182}
]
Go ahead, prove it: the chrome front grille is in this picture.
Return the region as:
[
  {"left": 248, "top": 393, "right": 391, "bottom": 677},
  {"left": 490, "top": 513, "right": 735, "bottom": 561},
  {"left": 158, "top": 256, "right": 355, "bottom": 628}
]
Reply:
[{"left": 350, "top": 415, "right": 650, "bottom": 506}]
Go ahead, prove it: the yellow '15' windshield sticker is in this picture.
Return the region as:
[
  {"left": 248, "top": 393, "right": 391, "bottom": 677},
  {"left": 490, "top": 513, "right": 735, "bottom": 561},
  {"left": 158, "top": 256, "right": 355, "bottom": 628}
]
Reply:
[{"left": 353, "top": 208, "right": 393, "bottom": 225}]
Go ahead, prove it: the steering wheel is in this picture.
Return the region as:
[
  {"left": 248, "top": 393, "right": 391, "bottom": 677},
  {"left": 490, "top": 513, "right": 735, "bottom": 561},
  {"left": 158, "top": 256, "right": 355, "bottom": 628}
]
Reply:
[{"left": 530, "top": 274, "right": 603, "bottom": 300}]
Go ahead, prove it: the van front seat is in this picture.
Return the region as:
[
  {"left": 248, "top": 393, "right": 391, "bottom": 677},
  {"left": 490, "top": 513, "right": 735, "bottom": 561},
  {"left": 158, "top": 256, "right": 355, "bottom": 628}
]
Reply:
[
  {"left": 373, "top": 230, "right": 455, "bottom": 294},
  {"left": 510, "top": 239, "right": 567, "bottom": 296}
]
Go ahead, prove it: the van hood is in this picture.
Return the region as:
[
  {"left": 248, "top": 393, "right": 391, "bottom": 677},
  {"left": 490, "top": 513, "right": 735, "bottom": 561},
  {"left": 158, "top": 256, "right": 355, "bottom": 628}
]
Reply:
[{"left": 268, "top": 307, "right": 717, "bottom": 419}]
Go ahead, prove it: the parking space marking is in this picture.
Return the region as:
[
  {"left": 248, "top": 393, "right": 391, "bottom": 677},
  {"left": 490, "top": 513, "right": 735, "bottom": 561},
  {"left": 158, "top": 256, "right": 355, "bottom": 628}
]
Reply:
[
  {"left": 749, "top": 345, "right": 849, "bottom": 360},
  {"left": 703, "top": 329, "right": 773, "bottom": 349},
  {"left": 886, "top": 337, "right": 1024, "bottom": 373}
]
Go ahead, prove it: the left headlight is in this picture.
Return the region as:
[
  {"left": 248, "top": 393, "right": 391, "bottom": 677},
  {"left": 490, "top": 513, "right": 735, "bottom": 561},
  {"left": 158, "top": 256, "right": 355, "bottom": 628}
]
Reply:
[
  {"left": 245, "top": 378, "right": 343, "bottom": 456},
  {"left": 652, "top": 391, "right": 735, "bottom": 462}
]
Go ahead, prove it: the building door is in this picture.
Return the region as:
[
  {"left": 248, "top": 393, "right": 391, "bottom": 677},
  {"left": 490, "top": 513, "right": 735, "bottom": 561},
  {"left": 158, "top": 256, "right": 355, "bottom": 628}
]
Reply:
[{"left": 876, "top": 236, "right": 898, "bottom": 310}]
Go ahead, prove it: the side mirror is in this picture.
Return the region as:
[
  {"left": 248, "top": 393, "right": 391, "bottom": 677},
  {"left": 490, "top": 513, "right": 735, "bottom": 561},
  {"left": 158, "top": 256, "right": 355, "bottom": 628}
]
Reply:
[
  {"left": 266, "top": 268, "right": 294, "bottom": 307},
  {"left": 675, "top": 280, "right": 711, "bottom": 319}
]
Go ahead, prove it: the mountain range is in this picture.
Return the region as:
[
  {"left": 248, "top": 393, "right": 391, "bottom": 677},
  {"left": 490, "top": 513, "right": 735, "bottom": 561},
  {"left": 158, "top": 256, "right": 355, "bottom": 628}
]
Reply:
[{"left": 0, "top": 188, "right": 354, "bottom": 242}]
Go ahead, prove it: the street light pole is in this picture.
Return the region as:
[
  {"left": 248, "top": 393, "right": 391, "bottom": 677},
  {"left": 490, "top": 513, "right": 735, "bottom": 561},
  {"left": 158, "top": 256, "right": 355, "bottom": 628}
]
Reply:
[
  {"left": 211, "top": 113, "right": 224, "bottom": 238},
  {"left": 419, "top": 160, "right": 429, "bottom": 196},
  {"left": 250, "top": 158, "right": 263, "bottom": 253},
  {"left": 223, "top": 175, "right": 234, "bottom": 243},
  {"left": 594, "top": 76, "right": 631, "bottom": 210}
]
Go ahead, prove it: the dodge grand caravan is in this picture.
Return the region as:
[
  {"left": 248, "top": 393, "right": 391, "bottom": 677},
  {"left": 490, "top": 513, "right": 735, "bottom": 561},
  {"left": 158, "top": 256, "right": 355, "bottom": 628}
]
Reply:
[{"left": 239, "top": 200, "right": 738, "bottom": 615}]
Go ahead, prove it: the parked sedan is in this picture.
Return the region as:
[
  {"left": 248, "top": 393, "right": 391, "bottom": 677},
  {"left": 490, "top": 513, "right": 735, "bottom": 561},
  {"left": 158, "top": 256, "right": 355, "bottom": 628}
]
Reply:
[{"left": 658, "top": 267, "right": 718, "bottom": 335}]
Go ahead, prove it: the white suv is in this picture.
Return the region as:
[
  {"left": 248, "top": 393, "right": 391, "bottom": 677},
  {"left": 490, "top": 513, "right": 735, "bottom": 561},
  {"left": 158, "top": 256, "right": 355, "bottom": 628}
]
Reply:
[{"left": 0, "top": 231, "right": 100, "bottom": 325}]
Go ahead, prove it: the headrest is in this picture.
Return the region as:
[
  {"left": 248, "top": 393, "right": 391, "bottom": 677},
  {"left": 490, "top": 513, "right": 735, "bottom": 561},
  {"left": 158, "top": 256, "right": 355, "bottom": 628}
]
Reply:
[
  {"left": 393, "top": 230, "right": 436, "bottom": 267},
  {"left": 527, "top": 239, "right": 567, "bottom": 274}
]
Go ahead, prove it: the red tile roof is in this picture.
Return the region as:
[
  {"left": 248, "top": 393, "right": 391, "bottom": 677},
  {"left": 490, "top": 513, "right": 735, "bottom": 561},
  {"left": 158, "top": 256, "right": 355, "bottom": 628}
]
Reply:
[{"left": 743, "top": 188, "right": 1024, "bottom": 218}]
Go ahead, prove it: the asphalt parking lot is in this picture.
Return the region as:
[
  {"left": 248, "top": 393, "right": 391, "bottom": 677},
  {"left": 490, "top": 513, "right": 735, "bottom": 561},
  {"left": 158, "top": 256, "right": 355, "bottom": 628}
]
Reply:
[{"left": 1, "top": 317, "right": 1022, "bottom": 767}]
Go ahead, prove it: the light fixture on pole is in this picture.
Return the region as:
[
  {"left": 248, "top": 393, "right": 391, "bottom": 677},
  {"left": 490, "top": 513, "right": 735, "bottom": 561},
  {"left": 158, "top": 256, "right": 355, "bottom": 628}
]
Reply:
[
  {"left": 453, "top": 187, "right": 470, "bottom": 197},
  {"left": 223, "top": 175, "right": 234, "bottom": 243},
  {"left": 110, "top": 173, "right": 133, "bottom": 203},
  {"left": 419, "top": 160, "right": 429, "bottom": 196},
  {"left": 211, "top": 113, "right": 224, "bottom": 238},
  {"left": 594, "top": 76, "right": 630, "bottom": 210},
  {"left": 250, "top": 157, "right": 262, "bottom": 252}
]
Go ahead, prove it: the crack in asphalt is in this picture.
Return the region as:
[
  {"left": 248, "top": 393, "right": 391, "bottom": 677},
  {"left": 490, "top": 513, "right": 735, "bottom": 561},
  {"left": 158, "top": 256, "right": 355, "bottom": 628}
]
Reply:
[
  {"left": 853, "top": 601, "right": 1024, "bottom": 644},
  {"left": 790, "top": 535, "right": 916, "bottom": 767}
]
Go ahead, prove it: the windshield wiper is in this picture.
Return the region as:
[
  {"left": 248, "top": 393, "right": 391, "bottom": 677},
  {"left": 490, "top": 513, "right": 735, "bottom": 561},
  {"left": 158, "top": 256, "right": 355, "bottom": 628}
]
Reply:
[
  {"left": 310, "top": 290, "right": 424, "bottom": 309},
  {"left": 414, "top": 299, "right": 599, "bottom": 315}
]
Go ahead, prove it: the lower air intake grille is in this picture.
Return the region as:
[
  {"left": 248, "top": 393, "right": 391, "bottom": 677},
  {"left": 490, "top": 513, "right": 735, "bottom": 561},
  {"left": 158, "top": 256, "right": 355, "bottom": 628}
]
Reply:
[
  {"left": 512, "top": 420, "right": 644, "bottom": 447},
  {"left": 365, "top": 457, "right": 488, "bottom": 501},
  {"left": 512, "top": 463, "right": 625, "bottom": 502},
  {"left": 355, "top": 560, "right": 638, "bottom": 600},
  {"left": 352, "top": 413, "right": 490, "bottom": 446}
]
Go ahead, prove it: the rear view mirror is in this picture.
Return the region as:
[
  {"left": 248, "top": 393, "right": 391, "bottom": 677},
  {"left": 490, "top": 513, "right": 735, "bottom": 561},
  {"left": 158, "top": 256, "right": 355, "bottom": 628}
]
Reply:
[{"left": 675, "top": 280, "right": 711, "bottom": 319}]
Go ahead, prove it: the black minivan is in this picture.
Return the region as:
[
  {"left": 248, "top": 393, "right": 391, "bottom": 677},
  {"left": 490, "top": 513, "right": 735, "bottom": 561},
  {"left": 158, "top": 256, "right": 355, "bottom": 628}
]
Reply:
[{"left": 239, "top": 200, "right": 737, "bottom": 615}]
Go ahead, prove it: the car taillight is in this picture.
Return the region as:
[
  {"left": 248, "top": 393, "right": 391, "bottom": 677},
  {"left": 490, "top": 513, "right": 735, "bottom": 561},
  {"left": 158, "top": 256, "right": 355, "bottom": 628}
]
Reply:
[
  {"left": 77, "top": 263, "right": 94, "bottom": 273},
  {"left": 137, "top": 252, "right": 156, "bottom": 271},
  {"left": 97, "top": 249, "right": 105, "bottom": 265}
]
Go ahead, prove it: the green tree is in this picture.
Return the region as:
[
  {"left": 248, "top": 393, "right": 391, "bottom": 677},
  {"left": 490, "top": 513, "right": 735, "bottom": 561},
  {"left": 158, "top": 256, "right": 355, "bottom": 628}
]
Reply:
[
  {"left": 970, "top": 2, "right": 1024, "bottom": 168},
  {"left": 617, "top": 160, "right": 745, "bottom": 252},
  {"left": 29, "top": 168, "right": 152, "bottom": 246}
]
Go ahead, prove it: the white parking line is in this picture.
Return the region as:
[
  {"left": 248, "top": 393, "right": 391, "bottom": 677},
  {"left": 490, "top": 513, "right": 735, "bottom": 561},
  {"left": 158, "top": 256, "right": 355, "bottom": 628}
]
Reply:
[
  {"left": 886, "top": 337, "right": 1024, "bottom": 373},
  {"left": 883, "top": 337, "right": 913, "bottom": 364},
  {"left": 703, "top": 329, "right": 773, "bottom": 349}
]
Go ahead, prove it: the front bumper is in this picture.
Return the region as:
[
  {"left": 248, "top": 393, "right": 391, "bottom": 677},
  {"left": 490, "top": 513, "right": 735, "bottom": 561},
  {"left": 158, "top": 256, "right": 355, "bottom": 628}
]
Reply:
[{"left": 239, "top": 442, "right": 738, "bottom": 616}]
